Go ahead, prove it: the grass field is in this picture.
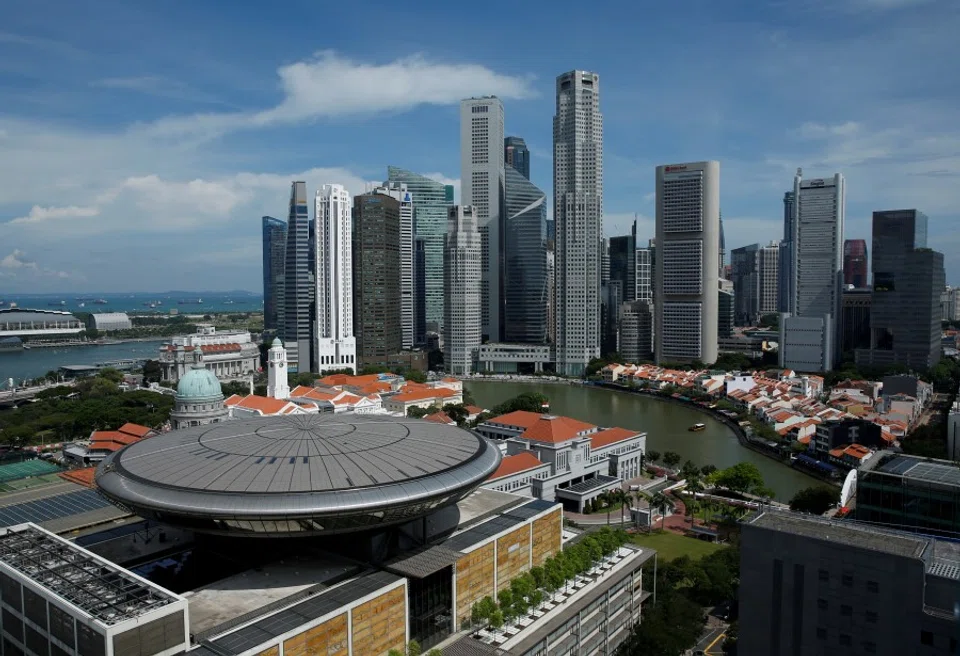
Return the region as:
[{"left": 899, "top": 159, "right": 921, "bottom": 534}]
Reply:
[{"left": 629, "top": 530, "right": 725, "bottom": 561}]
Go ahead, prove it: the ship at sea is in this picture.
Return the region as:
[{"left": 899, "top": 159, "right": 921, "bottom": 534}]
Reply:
[{"left": 94, "top": 299, "right": 108, "bottom": 305}]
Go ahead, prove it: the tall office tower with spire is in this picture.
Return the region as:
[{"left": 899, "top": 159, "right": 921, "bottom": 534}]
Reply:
[
  {"left": 460, "top": 96, "right": 505, "bottom": 342},
  {"left": 282, "top": 181, "right": 313, "bottom": 372},
  {"left": 313, "top": 185, "right": 356, "bottom": 374},
  {"left": 504, "top": 136, "right": 530, "bottom": 179},
  {"left": 779, "top": 170, "right": 845, "bottom": 372},
  {"left": 386, "top": 167, "right": 454, "bottom": 332},
  {"left": 261, "top": 216, "right": 287, "bottom": 332},
  {"left": 553, "top": 70, "right": 603, "bottom": 376},
  {"left": 654, "top": 161, "right": 721, "bottom": 365},
  {"left": 372, "top": 182, "right": 415, "bottom": 349},
  {"left": 444, "top": 206, "right": 482, "bottom": 375}
]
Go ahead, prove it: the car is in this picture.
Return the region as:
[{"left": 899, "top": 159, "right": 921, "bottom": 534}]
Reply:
[{"left": 629, "top": 484, "right": 641, "bottom": 491}]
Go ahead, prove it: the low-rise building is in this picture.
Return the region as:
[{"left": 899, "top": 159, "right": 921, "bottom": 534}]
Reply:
[
  {"left": 224, "top": 394, "right": 318, "bottom": 418},
  {"left": 475, "top": 343, "right": 553, "bottom": 374},
  {"left": 159, "top": 324, "right": 259, "bottom": 382},
  {"left": 62, "top": 422, "right": 158, "bottom": 465},
  {"left": 383, "top": 387, "right": 462, "bottom": 414},
  {"left": 86, "top": 312, "right": 132, "bottom": 332},
  {"left": 287, "top": 385, "right": 383, "bottom": 414}
]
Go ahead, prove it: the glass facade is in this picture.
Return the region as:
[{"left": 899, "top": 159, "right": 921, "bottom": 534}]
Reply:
[
  {"left": 609, "top": 220, "right": 637, "bottom": 302},
  {"left": 261, "top": 216, "right": 286, "bottom": 332},
  {"left": 505, "top": 136, "right": 531, "bottom": 180},
  {"left": 415, "top": 237, "right": 427, "bottom": 344},
  {"left": 407, "top": 567, "right": 453, "bottom": 650},
  {"left": 503, "top": 165, "right": 548, "bottom": 344},
  {"left": 283, "top": 182, "right": 314, "bottom": 373},
  {"left": 387, "top": 167, "right": 454, "bottom": 330}
]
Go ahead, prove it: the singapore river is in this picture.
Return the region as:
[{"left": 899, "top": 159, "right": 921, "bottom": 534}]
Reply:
[{"left": 465, "top": 380, "right": 815, "bottom": 502}]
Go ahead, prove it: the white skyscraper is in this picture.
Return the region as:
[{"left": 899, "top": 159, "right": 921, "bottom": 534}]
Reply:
[
  {"left": 779, "top": 170, "right": 845, "bottom": 372},
  {"left": 314, "top": 184, "right": 356, "bottom": 373},
  {"left": 460, "top": 96, "right": 505, "bottom": 343},
  {"left": 654, "top": 161, "right": 721, "bottom": 365},
  {"left": 444, "top": 206, "right": 482, "bottom": 375},
  {"left": 372, "top": 182, "right": 415, "bottom": 349},
  {"left": 553, "top": 70, "right": 603, "bottom": 376}
]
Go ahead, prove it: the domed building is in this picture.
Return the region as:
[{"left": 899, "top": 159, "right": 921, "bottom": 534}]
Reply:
[{"left": 169, "top": 347, "right": 229, "bottom": 429}]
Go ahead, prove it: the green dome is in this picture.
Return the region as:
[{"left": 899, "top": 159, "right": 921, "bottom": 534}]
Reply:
[
  {"left": 176, "top": 366, "right": 223, "bottom": 400},
  {"left": 272, "top": 337, "right": 283, "bottom": 348}
]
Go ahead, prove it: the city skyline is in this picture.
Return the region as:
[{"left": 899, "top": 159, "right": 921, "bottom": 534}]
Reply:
[{"left": 0, "top": 1, "right": 957, "bottom": 293}]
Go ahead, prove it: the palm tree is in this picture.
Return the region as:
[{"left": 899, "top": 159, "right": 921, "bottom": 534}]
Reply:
[{"left": 649, "top": 492, "right": 675, "bottom": 531}]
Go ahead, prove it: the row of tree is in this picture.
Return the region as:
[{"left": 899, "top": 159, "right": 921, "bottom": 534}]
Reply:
[{"left": 470, "top": 528, "right": 629, "bottom": 630}]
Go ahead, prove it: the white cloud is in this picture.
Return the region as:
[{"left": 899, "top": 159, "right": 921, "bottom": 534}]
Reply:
[
  {"left": 0, "top": 249, "right": 36, "bottom": 269},
  {"left": 10, "top": 205, "right": 100, "bottom": 225},
  {"left": 798, "top": 121, "right": 861, "bottom": 139},
  {"left": 91, "top": 76, "right": 221, "bottom": 103},
  {"left": 143, "top": 52, "right": 535, "bottom": 139}
]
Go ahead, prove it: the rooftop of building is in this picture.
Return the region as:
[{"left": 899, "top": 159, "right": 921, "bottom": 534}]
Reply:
[
  {"left": 864, "top": 453, "right": 960, "bottom": 486},
  {"left": 489, "top": 452, "right": 545, "bottom": 480},
  {"left": 0, "top": 523, "right": 182, "bottom": 626},
  {"left": 0, "top": 308, "right": 81, "bottom": 324}
]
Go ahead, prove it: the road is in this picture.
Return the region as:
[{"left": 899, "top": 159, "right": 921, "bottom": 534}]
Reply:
[{"left": 692, "top": 626, "right": 726, "bottom": 654}]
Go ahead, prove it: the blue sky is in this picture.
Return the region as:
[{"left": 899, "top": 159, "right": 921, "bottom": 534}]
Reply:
[{"left": 0, "top": 0, "right": 957, "bottom": 293}]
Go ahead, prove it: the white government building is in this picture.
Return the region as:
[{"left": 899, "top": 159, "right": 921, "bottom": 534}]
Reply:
[{"left": 159, "top": 324, "right": 259, "bottom": 382}]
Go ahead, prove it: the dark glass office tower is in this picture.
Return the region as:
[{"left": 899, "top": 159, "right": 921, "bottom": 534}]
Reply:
[
  {"left": 504, "top": 136, "right": 531, "bottom": 180},
  {"left": 262, "top": 216, "right": 286, "bottom": 332},
  {"left": 353, "top": 192, "right": 402, "bottom": 367},
  {"left": 843, "top": 239, "right": 868, "bottom": 288},
  {"left": 609, "top": 220, "right": 638, "bottom": 302},
  {"left": 282, "top": 182, "right": 313, "bottom": 372},
  {"left": 503, "top": 166, "right": 548, "bottom": 343},
  {"left": 414, "top": 237, "right": 426, "bottom": 345},
  {"left": 856, "top": 209, "right": 943, "bottom": 370},
  {"left": 778, "top": 190, "right": 795, "bottom": 312}
]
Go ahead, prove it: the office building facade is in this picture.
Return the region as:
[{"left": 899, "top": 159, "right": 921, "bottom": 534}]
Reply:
[
  {"left": 261, "top": 216, "right": 286, "bottom": 332},
  {"left": 444, "top": 206, "right": 482, "bottom": 375},
  {"left": 844, "top": 238, "right": 868, "bottom": 288},
  {"left": 654, "top": 161, "right": 720, "bottom": 365},
  {"left": 460, "top": 96, "right": 506, "bottom": 342},
  {"left": 504, "top": 136, "right": 530, "bottom": 180},
  {"left": 352, "top": 192, "right": 402, "bottom": 367},
  {"left": 414, "top": 237, "right": 426, "bottom": 344},
  {"left": 840, "top": 289, "right": 872, "bottom": 356},
  {"left": 314, "top": 185, "right": 356, "bottom": 374},
  {"left": 553, "top": 70, "right": 603, "bottom": 376},
  {"left": 718, "top": 280, "right": 734, "bottom": 339},
  {"left": 503, "top": 165, "right": 549, "bottom": 344},
  {"left": 387, "top": 166, "right": 454, "bottom": 331},
  {"left": 601, "top": 280, "right": 622, "bottom": 357},
  {"left": 731, "top": 242, "right": 779, "bottom": 326},
  {"left": 282, "top": 181, "right": 313, "bottom": 373},
  {"left": 778, "top": 190, "right": 796, "bottom": 313},
  {"left": 609, "top": 220, "right": 638, "bottom": 303},
  {"left": 636, "top": 247, "right": 652, "bottom": 304},
  {"left": 372, "top": 183, "right": 415, "bottom": 349},
  {"left": 620, "top": 300, "right": 653, "bottom": 363},
  {"left": 856, "top": 209, "right": 943, "bottom": 371}
]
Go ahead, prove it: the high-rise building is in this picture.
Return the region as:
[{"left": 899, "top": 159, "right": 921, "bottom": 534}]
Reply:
[
  {"left": 460, "top": 96, "right": 505, "bottom": 342},
  {"left": 504, "top": 136, "right": 530, "bottom": 180},
  {"left": 553, "top": 70, "right": 603, "bottom": 376},
  {"left": 856, "top": 209, "right": 943, "bottom": 370},
  {"left": 778, "top": 190, "right": 796, "bottom": 312},
  {"left": 718, "top": 279, "right": 734, "bottom": 339},
  {"left": 840, "top": 288, "right": 871, "bottom": 356},
  {"left": 600, "top": 238, "right": 610, "bottom": 286},
  {"left": 635, "top": 247, "right": 652, "bottom": 303},
  {"left": 601, "top": 280, "right": 622, "bottom": 357},
  {"left": 503, "top": 165, "right": 548, "bottom": 344},
  {"left": 654, "top": 161, "right": 720, "bottom": 365},
  {"left": 843, "top": 238, "right": 868, "bottom": 288},
  {"left": 282, "top": 181, "right": 313, "bottom": 373},
  {"left": 387, "top": 167, "right": 454, "bottom": 331},
  {"left": 546, "top": 249, "right": 555, "bottom": 344},
  {"left": 444, "top": 206, "right": 482, "bottom": 375},
  {"left": 352, "top": 191, "right": 402, "bottom": 367},
  {"left": 610, "top": 220, "right": 638, "bottom": 302},
  {"left": 261, "top": 216, "right": 286, "bottom": 332},
  {"left": 718, "top": 212, "right": 726, "bottom": 277},
  {"left": 373, "top": 183, "right": 415, "bottom": 349},
  {"left": 731, "top": 242, "right": 779, "bottom": 326},
  {"left": 619, "top": 300, "right": 653, "bottom": 363},
  {"left": 314, "top": 185, "right": 356, "bottom": 373},
  {"left": 414, "top": 237, "right": 427, "bottom": 344},
  {"left": 780, "top": 170, "right": 844, "bottom": 372}
]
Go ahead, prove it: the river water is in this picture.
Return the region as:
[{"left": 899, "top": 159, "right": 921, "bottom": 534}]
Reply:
[
  {"left": 0, "top": 340, "right": 167, "bottom": 383},
  {"left": 465, "top": 380, "right": 814, "bottom": 502}
]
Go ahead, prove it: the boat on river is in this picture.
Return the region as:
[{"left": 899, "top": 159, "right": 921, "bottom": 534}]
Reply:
[{"left": 689, "top": 423, "right": 706, "bottom": 432}]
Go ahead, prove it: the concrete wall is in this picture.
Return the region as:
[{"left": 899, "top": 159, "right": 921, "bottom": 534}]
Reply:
[
  {"left": 283, "top": 613, "right": 348, "bottom": 656},
  {"left": 455, "top": 543, "right": 496, "bottom": 626},
  {"left": 496, "top": 526, "right": 532, "bottom": 591},
  {"left": 350, "top": 586, "right": 407, "bottom": 655}
]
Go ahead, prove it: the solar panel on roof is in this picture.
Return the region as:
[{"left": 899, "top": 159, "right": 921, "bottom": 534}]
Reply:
[{"left": 0, "top": 489, "right": 112, "bottom": 528}]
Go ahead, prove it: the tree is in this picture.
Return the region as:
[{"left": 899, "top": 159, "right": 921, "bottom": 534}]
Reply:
[
  {"left": 488, "top": 609, "right": 504, "bottom": 631},
  {"left": 645, "top": 492, "right": 675, "bottom": 531},
  {"left": 700, "top": 464, "right": 718, "bottom": 477},
  {"left": 646, "top": 450, "right": 661, "bottom": 465},
  {"left": 490, "top": 392, "right": 549, "bottom": 416},
  {"left": 712, "top": 462, "right": 769, "bottom": 497},
  {"left": 680, "top": 460, "right": 700, "bottom": 480},
  {"left": 662, "top": 451, "right": 681, "bottom": 469},
  {"left": 402, "top": 368, "right": 428, "bottom": 384},
  {"left": 442, "top": 403, "right": 469, "bottom": 426},
  {"left": 141, "top": 360, "right": 162, "bottom": 383},
  {"left": 759, "top": 313, "right": 779, "bottom": 330},
  {"left": 289, "top": 372, "right": 317, "bottom": 387},
  {"left": 97, "top": 367, "right": 124, "bottom": 384},
  {"left": 406, "top": 640, "right": 422, "bottom": 656},
  {"left": 789, "top": 486, "right": 840, "bottom": 515},
  {"left": 408, "top": 406, "right": 431, "bottom": 419},
  {"left": 426, "top": 650, "right": 443, "bottom": 656}
]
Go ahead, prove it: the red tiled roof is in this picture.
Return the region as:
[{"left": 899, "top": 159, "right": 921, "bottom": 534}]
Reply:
[
  {"left": 163, "top": 343, "right": 242, "bottom": 353},
  {"left": 90, "top": 430, "right": 140, "bottom": 447},
  {"left": 117, "top": 423, "right": 154, "bottom": 438},
  {"left": 464, "top": 405, "right": 485, "bottom": 415},
  {"left": 58, "top": 468, "right": 97, "bottom": 488},
  {"left": 424, "top": 411, "right": 455, "bottom": 425},
  {"left": 225, "top": 394, "right": 292, "bottom": 415},
  {"left": 489, "top": 452, "right": 545, "bottom": 480},
  {"left": 486, "top": 410, "right": 543, "bottom": 429},
  {"left": 320, "top": 373, "right": 395, "bottom": 387},
  {"left": 520, "top": 415, "right": 596, "bottom": 444},
  {"left": 590, "top": 427, "right": 638, "bottom": 449},
  {"left": 390, "top": 387, "right": 458, "bottom": 403}
]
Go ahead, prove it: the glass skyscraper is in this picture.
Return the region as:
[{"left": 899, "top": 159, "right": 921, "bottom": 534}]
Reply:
[
  {"left": 504, "top": 136, "right": 531, "bottom": 180},
  {"left": 386, "top": 167, "right": 454, "bottom": 330},
  {"left": 261, "top": 216, "right": 286, "bottom": 332},
  {"left": 503, "top": 165, "right": 548, "bottom": 343},
  {"left": 283, "top": 181, "right": 313, "bottom": 373}
]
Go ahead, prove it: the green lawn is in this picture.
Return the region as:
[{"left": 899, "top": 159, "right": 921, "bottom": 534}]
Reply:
[{"left": 629, "top": 530, "right": 724, "bottom": 561}]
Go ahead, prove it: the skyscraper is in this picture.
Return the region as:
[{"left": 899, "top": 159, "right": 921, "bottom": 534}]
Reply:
[
  {"left": 373, "top": 183, "right": 415, "bottom": 349},
  {"left": 460, "top": 96, "right": 505, "bottom": 342},
  {"left": 313, "top": 185, "right": 356, "bottom": 374},
  {"left": 444, "top": 206, "right": 482, "bottom": 375},
  {"left": 619, "top": 300, "right": 653, "bottom": 363},
  {"left": 718, "top": 279, "right": 734, "bottom": 339},
  {"left": 635, "top": 247, "right": 652, "bottom": 303},
  {"left": 261, "top": 216, "right": 286, "bottom": 332},
  {"left": 843, "top": 238, "right": 868, "bottom": 288},
  {"left": 856, "top": 209, "right": 943, "bottom": 370},
  {"left": 731, "top": 242, "right": 779, "bottom": 326},
  {"left": 282, "top": 181, "right": 313, "bottom": 373},
  {"left": 609, "top": 220, "right": 637, "bottom": 302},
  {"left": 553, "top": 70, "right": 603, "bottom": 376},
  {"left": 414, "top": 237, "right": 426, "bottom": 345},
  {"left": 778, "top": 190, "right": 796, "bottom": 312},
  {"left": 387, "top": 167, "right": 454, "bottom": 331},
  {"left": 654, "top": 161, "right": 720, "bottom": 365},
  {"left": 503, "top": 165, "right": 548, "bottom": 343},
  {"left": 352, "top": 191, "right": 402, "bottom": 367},
  {"left": 504, "top": 136, "right": 530, "bottom": 180},
  {"left": 718, "top": 212, "right": 726, "bottom": 277}
]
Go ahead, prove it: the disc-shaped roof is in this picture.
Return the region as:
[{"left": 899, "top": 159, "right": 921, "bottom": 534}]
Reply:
[{"left": 95, "top": 414, "right": 501, "bottom": 535}]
